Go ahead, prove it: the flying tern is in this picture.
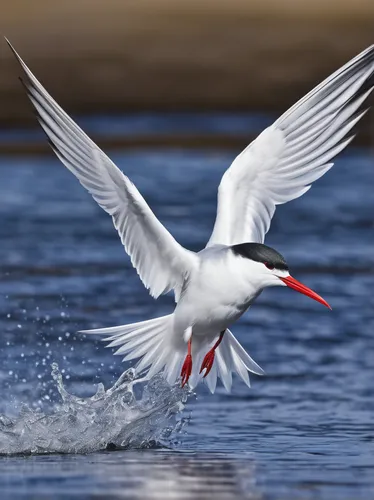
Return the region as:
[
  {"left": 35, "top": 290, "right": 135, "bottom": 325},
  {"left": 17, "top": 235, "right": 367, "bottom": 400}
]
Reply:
[{"left": 7, "top": 39, "right": 373, "bottom": 392}]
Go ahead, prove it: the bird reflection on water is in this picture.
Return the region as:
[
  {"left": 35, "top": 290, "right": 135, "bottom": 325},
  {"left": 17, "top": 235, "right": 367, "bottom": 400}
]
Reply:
[{"left": 0, "top": 451, "right": 260, "bottom": 499}]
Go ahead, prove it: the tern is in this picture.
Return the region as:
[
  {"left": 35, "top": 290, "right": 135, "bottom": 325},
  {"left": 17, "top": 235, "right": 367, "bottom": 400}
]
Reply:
[{"left": 7, "top": 39, "right": 373, "bottom": 392}]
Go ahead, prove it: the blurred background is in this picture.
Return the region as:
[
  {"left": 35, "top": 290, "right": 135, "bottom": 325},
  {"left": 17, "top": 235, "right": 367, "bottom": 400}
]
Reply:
[
  {"left": 1, "top": 0, "right": 374, "bottom": 134},
  {"left": 0, "top": 1, "right": 373, "bottom": 499}
]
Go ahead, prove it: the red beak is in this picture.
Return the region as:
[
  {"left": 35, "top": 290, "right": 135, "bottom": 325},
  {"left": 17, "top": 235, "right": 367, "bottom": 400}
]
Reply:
[{"left": 279, "top": 275, "right": 331, "bottom": 310}]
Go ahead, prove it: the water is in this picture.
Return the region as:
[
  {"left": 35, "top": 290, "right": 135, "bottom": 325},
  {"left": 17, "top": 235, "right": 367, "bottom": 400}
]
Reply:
[
  {"left": 0, "top": 114, "right": 373, "bottom": 498},
  {"left": 0, "top": 365, "right": 187, "bottom": 455}
]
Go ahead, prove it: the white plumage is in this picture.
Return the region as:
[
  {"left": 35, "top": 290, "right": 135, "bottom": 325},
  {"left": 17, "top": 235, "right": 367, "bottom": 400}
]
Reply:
[
  {"left": 7, "top": 38, "right": 373, "bottom": 392},
  {"left": 208, "top": 45, "right": 374, "bottom": 246}
]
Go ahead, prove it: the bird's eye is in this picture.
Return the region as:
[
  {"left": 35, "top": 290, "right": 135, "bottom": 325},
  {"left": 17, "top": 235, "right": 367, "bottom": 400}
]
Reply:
[{"left": 264, "top": 262, "right": 274, "bottom": 270}]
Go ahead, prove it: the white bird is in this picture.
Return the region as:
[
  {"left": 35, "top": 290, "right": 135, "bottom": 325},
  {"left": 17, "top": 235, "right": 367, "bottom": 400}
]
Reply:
[{"left": 7, "top": 39, "right": 373, "bottom": 392}]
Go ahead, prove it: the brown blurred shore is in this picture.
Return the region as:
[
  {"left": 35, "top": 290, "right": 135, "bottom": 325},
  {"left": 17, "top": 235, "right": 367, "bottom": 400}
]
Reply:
[
  {"left": 0, "top": 130, "right": 372, "bottom": 157},
  {"left": 0, "top": 0, "right": 373, "bottom": 130}
]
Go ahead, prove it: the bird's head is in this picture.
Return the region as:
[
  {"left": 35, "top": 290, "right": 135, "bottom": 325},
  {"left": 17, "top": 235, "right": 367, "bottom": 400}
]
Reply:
[{"left": 232, "top": 242, "right": 331, "bottom": 309}]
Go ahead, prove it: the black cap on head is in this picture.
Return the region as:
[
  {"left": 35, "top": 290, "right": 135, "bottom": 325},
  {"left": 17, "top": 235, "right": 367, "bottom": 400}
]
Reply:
[{"left": 231, "top": 243, "right": 289, "bottom": 271}]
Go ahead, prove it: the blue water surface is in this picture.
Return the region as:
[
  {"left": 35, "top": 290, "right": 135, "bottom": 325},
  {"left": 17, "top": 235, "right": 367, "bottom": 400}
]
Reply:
[{"left": 0, "top": 114, "right": 373, "bottom": 499}]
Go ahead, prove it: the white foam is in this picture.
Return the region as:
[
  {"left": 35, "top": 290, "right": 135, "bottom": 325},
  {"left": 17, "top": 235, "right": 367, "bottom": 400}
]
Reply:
[{"left": 0, "top": 363, "right": 188, "bottom": 455}]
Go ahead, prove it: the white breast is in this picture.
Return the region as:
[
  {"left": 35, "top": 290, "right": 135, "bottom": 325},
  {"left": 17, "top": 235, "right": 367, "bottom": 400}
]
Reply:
[{"left": 173, "top": 246, "right": 262, "bottom": 343}]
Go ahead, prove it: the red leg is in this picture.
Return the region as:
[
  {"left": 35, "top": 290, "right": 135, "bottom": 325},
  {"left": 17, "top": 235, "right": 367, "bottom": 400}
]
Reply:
[
  {"left": 180, "top": 338, "right": 192, "bottom": 388},
  {"left": 200, "top": 330, "right": 225, "bottom": 377}
]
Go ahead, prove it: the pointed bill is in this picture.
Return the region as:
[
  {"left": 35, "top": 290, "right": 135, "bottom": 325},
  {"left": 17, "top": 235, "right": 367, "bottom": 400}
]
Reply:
[{"left": 280, "top": 275, "right": 331, "bottom": 310}]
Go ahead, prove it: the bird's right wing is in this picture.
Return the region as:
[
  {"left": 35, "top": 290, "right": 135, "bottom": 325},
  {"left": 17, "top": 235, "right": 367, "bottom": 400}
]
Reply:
[
  {"left": 207, "top": 44, "right": 374, "bottom": 247},
  {"left": 8, "top": 40, "right": 197, "bottom": 299}
]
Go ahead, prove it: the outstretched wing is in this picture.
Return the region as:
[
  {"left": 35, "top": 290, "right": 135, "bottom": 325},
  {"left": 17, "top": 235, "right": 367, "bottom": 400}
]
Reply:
[
  {"left": 207, "top": 45, "right": 374, "bottom": 246},
  {"left": 8, "top": 39, "right": 197, "bottom": 299}
]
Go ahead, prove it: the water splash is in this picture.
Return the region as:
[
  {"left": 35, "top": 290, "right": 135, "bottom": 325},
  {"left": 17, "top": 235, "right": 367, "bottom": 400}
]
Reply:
[{"left": 0, "top": 364, "right": 189, "bottom": 455}]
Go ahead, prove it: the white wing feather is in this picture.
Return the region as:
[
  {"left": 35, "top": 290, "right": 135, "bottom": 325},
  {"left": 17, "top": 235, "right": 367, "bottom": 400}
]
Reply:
[
  {"left": 7, "top": 40, "right": 197, "bottom": 299},
  {"left": 208, "top": 45, "right": 374, "bottom": 246}
]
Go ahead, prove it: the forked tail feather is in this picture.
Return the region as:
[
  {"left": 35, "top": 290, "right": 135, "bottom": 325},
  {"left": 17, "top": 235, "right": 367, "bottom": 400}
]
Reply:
[{"left": 80, "top": 317, "right": 264, "bottom": 393}]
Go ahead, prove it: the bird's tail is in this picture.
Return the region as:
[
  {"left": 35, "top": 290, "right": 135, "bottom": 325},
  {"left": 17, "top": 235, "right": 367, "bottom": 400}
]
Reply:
[
  {"left": 201, "top": 329, "right": 264, "bottom": 393},
  {"left": 80, "top": 314, "right": 183, "bottom": 383},
  {"left": 81, "top": 317, "right": 264, "bottom": 393}
]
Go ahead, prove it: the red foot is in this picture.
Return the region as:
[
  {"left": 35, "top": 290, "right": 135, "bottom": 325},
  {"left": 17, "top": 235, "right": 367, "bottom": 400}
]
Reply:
[
  {"left": 181, "top": 354, "right": 192, "bottom": 387},
  {"left": 199, "top": 331, "right": 225, "bottom": 378},
  {"left": 181, "top": 337, "right": 193, "bottom": 388},
  {"left": 199, "top": 350, "right": 215, "bottom": 377}
]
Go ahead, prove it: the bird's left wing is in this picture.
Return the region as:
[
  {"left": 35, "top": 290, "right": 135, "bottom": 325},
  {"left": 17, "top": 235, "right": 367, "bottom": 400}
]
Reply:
[
  {"left": 8, "top": 40, "right": 197, "bottom": 299},
  {"left": 207, "top": 45, "right": 374, "bottom": 246}
]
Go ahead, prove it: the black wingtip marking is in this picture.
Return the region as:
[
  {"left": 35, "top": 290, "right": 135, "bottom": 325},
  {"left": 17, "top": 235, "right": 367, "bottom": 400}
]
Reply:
[
  {"left": 18, "top": 76, "right": 28, "bottom": 91},
  {"left": 47, "top": 137, "right": 57, "bottom": 153},
  {"left": 8, "top": 40, "right": 38, "bottom": 98}
]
